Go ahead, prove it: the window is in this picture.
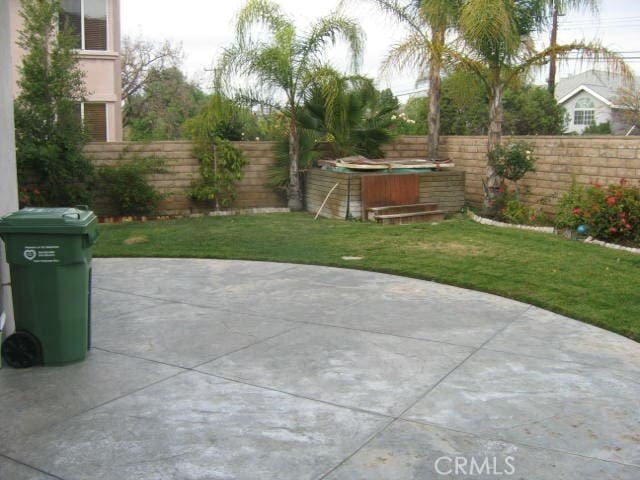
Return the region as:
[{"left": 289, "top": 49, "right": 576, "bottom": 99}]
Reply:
[
  {"left": 60, "top": 0, "right": 107, "bottom": 51},
  {"left": 82, "top": 103, "right": 107, "bottom": 142},
  {"left": 574, "top": 98, "right": 595, "bottom": 126}
]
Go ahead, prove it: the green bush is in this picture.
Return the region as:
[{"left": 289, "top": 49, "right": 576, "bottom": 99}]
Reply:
[
  {"left": 582, "top": 122, "right": 612, "bottom": 135},
  {"left": 556, "top": 178, "right": 640, "bottom": 244},
  {"left": 97, "top": 157, "right": 166, "bottom": 216},
  {"left": 493, "top": 188, "right": 546, "bottom": 225},
  {"left": 487, "top": 141, "right": 536, "bottom": 184}
]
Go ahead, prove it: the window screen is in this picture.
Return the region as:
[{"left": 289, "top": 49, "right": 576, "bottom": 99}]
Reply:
[
  {"left": 84, "top": 103, "right": 107, "bottom": 142},
  {"left": 84, "top": 0, "right": 107, "bottom": 50},
  {"left": 59, "top": 0, "right": 107, "bottom": 51},
  {"left": 60, "top": 0, "right": 82, "bottom": 49}
]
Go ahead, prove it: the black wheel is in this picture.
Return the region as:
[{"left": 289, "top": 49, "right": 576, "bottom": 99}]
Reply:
[{"left": 2, "top": 332, "right": 43, "bottom": 368}]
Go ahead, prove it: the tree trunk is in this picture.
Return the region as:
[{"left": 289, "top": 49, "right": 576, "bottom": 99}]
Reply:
[
  {"left": 485, "top": 82, "right": 504, "bottom": 207},
  {"left": 287, "top": 118, "right": 303, "bottom": 211},
  {"left": 547, "top": 3, "right": 559, "bottom": 96},
  {"left": 426, "top": 29, "right": 444, "bottom": 161}
]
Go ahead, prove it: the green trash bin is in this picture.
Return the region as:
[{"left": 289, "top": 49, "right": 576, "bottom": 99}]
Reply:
[{"left": 0, "top": 206, "right": 98, "bottom": 367}]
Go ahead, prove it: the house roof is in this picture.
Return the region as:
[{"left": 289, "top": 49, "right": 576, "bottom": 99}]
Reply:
[{"left": 555, "top": 70, "right": 639, "bottom": 107}]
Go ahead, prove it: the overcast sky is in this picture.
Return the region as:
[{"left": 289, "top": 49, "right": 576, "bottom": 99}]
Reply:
[{"left": 120, "top": 0, "right": 640, "bottom": 96}]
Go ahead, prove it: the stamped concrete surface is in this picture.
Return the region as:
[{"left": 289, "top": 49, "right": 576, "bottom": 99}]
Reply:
[{"left": 1, "top": 258, "right": 639, "bottom": 480}]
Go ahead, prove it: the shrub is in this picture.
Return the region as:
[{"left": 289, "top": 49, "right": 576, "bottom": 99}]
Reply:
[
  {"left": 493, "top": 188, "right": 546, "bottom": 225},
  {"left": 97, "top": 156, "right": 166, "bottom": 216},
  {"left": 18, "top": 187, "right": 47, "bottom": 208},
  {"left": 556, "top": 178, "right": 640, "bottom": 244},
  {"left": 487, "top": 141, "right": 536, "bottom": 186},
  {"left": 583, "top": 121, "right": 612, "bottom": 135}
]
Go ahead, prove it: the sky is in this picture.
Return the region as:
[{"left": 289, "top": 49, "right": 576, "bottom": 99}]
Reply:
[{"left": 120, "top": 0, "right": 640, "bottom": 97}]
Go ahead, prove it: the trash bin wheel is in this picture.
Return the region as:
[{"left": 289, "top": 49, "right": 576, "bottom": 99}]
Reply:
[{"left": 2, "top": 332, "right": 43, "bottom": 368}]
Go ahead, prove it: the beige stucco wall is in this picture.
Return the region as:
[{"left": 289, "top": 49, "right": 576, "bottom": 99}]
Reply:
[{"left": 8, "top": 0, "right": 122, "bottom": 141}]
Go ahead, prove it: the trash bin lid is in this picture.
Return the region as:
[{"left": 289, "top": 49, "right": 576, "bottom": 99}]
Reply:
[{"left": 0, "top": 207, "right": 97, "bottom": 234}]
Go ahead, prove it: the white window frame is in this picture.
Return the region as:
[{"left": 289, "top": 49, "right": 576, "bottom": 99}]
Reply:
[
  {"left": 62, "top": 0, "right": 109, "bottom": 51},
  {"left": 574, "top": 98, "right": 595, "bottom": 126}
]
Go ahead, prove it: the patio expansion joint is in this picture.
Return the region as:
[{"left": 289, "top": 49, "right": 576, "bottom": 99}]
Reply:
[
  {"left": 10, "top": 368, "right": 190, "bottom": 446},
  {"left": 94, "top": 286, "right": 298, "bottom": 323},
  {"left": 194, "top": 369, "right": 395, "bottom": 421},
  {"left": 294, "top": 317, "right": 487, "bottom": 350},
  {"left": 0, "top": 452, "right": 68, "bottom": 480},
  {"left": 399, "top": 416, "right": 640, "bottom": 470},
  {"left": 316, "top": 326, "right": 497, "bottom": 479},
  {"left": 389, "top": 304, "right": 533, "bottom": 426},
  {"left": 480, "top": 345, "right": 640, "bottom": 381},
  {"left": 92, "top": 322, "right": 303, "bottom": 371}
]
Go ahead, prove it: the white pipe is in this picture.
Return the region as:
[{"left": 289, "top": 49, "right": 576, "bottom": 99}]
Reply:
[{"left": 315, "top": 183, "right": 340, "bottom": 220}]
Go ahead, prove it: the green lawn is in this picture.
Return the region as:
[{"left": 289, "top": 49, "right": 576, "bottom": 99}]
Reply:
[{"left": 93, "top": 213, "right": 640, "bottom": 341}]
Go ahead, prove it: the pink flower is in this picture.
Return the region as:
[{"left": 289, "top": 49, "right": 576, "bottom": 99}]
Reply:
[
  {"left": 609, "top": 227, "right": 617, "bottom": 233},
  {"left": 607, "top": 197, "right": 616, "bottom": 207},
  {"left": 572, "top": 208, "right": 582, "bottom": 214},
  {"left": 625, "top": 223, "right": 632, "bottom": 229}
]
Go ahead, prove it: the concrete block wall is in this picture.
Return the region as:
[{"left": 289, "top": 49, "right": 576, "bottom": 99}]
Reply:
[
  {"left": 85, "top": 141, "right": 285, "bottom": 216},
  {"left": 85, "top": 135, "right": 640, "bottom": 217},
  {"left": 384, "top": 135, "right": 640, "bottom": 213}
]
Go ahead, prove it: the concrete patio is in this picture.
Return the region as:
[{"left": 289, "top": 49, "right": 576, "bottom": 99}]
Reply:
[{"left": 1, "top": 258, "right": 639, "bottom": 479}]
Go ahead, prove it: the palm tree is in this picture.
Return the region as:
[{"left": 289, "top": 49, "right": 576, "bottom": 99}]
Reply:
[
  {"left": 453, "top": 0, "right": 631, "bottom": 205},
  {"left": 546, "top": 0, "right": 599, "bottom": 96},
  {"left": 221, "top": 0, "right": 363, "bottom": 210},
  {"left": 342, "top": 0, "right": 462, "bottom": 160}
]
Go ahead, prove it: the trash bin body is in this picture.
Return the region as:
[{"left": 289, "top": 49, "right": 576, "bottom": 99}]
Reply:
[{"left": 0, "top": 207, "right": 98, "bottom": 366}]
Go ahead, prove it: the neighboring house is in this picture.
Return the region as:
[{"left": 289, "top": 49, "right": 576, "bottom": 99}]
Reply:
[
  {"left": 9, "top": 0, "right": 122, "bottom": 141},
  {"left": 555, "top": 70, "right": 640, "bottom": 135}
]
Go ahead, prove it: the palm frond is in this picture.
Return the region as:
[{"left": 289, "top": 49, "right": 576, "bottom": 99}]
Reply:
[{"left": 379, "top": 33, "right": 431, "bottom": 78}]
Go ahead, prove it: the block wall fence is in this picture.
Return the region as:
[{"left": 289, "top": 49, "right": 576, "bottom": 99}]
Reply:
[
  {"left": 85, "top": 136, "right": 640, "bottom": 217},
  {"left": 384, "top": 136, "right": 640, "bottom": 213},
  {"left": 84, "top": 141, "right": 285, "bottom": 216}
]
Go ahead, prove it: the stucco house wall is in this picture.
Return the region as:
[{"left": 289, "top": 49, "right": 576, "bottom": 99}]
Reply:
[
  {"left": 8, "top": 0, "right": 122, "bottom": 141},
  {"left": 1, "top": 0, "right": 19, "bottom": 336},
  {"left": 562, "top": 90, "right": 612, "bottom": 134}
]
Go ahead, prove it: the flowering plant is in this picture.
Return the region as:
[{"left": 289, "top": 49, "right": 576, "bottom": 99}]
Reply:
[
  {"left": 556, "top": 178, "right": 640, "bottom": 244},
  {"left": 19, "top": 187, "right": 46, "bottom": 208}
]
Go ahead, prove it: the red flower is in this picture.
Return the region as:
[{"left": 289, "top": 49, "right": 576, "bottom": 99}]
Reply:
[
  {"left": 609, "top": 227, "right": 617, "bottom": 233},
  {"left": 607, "top": 197, "right": 616, "bottom": 207},
  {"left": 572, "top": 208, "right": 582, "bottom": 214},
  {"left": 625, "top": 224, "right": 632, "bottom": 229},
  {"left": 594, "top": 182, "right": 602, "bottom": 189},
  {"left": 33, "top": 189, "right": 40, "bottom": 195}
]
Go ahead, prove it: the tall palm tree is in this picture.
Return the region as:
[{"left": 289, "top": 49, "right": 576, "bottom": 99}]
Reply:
[
  {"left": 453, "top": 0, "right": 630, "bottom": 205},
  {"left": 546, "top": 0, "right": 599, "bottom": 95},
  {"left": 342, "top": 0, "right": 461, "bottom": 160},
  {"left": 221, "top": 0, "right": 363, "bottom": 210}
]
